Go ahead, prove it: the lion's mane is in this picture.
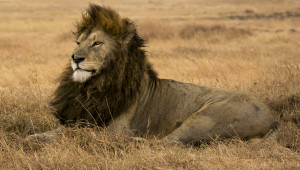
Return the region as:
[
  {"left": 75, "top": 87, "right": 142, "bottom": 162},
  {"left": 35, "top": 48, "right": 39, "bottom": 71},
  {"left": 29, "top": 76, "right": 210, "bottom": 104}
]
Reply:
[{"left": 51, "top": 4, "right": 157, "bottom": 126}]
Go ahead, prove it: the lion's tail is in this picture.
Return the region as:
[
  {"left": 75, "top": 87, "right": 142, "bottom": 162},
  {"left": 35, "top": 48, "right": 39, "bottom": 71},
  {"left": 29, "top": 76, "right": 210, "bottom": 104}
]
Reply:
[
  {"left": 262, "top": 121, "right": 281, "bottom": 143},
  {"left": 249, "top": 121, "right": 280, "bottom": 145}
]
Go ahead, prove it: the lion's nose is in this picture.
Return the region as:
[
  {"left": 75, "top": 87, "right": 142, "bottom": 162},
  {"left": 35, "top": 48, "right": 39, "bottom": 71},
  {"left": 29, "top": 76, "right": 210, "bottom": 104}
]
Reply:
[{"left": 72, "top": 54, "right": 85, "bottom": 64}]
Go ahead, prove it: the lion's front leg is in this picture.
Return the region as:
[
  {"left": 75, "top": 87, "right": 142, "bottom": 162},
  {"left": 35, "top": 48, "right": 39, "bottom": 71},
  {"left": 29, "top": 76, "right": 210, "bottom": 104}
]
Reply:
[{"left": 25, "top": 128, "right": 62, "bottom": 142}]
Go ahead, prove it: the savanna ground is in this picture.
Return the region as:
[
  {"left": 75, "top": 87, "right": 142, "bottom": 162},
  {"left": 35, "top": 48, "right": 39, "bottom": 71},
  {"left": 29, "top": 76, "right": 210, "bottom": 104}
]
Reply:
[{"left": 0, "top": 0, "right": 300, "bottom": 169}]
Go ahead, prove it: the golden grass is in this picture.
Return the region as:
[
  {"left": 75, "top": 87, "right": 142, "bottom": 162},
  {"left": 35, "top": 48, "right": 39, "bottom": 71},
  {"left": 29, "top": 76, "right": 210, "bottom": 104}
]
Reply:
[{"left": 0, "top": 0, "right": 299, "bottom": 169}]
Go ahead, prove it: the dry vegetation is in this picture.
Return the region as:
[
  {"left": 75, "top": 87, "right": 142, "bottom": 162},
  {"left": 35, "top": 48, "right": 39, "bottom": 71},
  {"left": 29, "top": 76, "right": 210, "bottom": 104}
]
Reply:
[{"left": 0, "top": 0, "right": 300, "bottom": 169}]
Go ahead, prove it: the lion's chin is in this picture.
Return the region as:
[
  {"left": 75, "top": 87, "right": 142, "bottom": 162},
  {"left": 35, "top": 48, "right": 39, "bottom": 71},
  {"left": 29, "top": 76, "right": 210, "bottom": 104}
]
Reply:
[{"left": 72, "top": 69, "right": 92, "bottom": 83}]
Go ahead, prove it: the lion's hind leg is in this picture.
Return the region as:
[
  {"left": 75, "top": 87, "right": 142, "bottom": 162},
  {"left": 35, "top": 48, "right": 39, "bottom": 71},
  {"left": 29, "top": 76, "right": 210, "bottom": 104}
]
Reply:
[
  {"left": 162, "top": 96, "right": 278, "bottom": 145},
  {"left": 162, "top": 104, "right": 219, "bottom": 144}
]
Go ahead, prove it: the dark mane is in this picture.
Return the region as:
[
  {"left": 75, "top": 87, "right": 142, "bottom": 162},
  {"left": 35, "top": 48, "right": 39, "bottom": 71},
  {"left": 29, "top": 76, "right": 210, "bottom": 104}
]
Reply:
[
  {"left": 76, "top": 4, "right": 130, "bottom": 39},
  {"left": 51, "top": 4, "right": 157, "bottom": 127}
]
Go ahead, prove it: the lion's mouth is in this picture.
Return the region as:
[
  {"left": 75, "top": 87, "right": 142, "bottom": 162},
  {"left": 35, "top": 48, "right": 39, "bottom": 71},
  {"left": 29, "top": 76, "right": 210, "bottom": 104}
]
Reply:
[{"left": 75, "top": 68, "right": 96, "bottom": 73}]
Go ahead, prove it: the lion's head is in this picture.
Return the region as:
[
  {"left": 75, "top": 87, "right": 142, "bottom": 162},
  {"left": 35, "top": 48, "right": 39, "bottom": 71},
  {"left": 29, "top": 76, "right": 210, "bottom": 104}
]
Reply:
[
  {"left": 71, "top": 29, "right": 115, "bottom": 82},
  {"left": 71, "top": 5, "right": 135, "bottom": 83},
  {"left": 51, "top": 4, "right": 156, "bottom": 126}
]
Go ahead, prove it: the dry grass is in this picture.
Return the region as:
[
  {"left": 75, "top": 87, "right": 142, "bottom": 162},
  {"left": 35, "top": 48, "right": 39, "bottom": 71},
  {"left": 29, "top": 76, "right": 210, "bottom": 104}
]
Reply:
[{"left": 0, "top": 0, "right": 300, "bottom": 169}]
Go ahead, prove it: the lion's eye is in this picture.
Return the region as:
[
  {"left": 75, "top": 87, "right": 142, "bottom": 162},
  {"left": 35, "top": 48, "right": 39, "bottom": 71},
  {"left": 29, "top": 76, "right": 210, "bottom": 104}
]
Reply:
[
  {"left": 92, "top": 41, "right": 103, "bottom": 47},
  {"left": 76, "top": 41, "right": 80, "bottom": 45}
]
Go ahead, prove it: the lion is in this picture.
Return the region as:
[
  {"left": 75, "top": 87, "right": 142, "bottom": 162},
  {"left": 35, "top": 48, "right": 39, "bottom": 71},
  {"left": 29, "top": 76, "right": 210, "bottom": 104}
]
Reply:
[{"left": 30, "top": 4, "right": 279, "bottom": 144}]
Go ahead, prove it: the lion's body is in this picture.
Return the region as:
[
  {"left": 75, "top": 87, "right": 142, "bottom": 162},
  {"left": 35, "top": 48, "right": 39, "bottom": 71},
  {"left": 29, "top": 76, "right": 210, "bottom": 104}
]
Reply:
[
  {"left": 107, "top": 76, "right": 277, "bottom": 143},
  {"left": 49, "top": 4, "right": 278, "bottom": 144}
]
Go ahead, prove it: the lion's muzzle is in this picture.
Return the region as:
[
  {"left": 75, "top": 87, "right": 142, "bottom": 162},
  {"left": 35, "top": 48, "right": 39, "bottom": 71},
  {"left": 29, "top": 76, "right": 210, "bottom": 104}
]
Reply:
[{"left": 72, "top": 54, "right": 86, "bottom": 64}]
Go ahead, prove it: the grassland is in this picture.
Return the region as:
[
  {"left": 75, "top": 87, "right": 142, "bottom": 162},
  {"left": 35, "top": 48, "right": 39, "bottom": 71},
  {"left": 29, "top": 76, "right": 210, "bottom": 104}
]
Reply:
[{"left": 0, "top": 0, "right": 299, "bottom": 169}]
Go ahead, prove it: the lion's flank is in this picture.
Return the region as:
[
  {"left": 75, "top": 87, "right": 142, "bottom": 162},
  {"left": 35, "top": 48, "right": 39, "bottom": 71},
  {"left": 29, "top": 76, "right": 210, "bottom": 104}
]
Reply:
[{"left": 76, "top": 4, "right": 131, "bottom": 39}]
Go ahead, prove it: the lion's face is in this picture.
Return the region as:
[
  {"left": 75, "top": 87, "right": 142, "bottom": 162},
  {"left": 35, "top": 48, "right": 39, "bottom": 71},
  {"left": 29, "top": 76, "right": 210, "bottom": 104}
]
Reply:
[{"left": 71, "top": 28, "right": 116, "bottom": 83}]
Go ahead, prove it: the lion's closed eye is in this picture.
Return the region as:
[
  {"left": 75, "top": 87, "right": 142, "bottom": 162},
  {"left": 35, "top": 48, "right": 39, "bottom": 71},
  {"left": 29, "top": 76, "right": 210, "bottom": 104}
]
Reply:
[{"left": 92, "top": 41, "right": 103, "bottom": 48}]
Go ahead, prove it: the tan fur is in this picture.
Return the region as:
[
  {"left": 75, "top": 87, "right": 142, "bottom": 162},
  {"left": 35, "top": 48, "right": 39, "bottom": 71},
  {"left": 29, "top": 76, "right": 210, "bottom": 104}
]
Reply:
[{"left": 47, "top": 4, "right": 279, "bottom": 144}]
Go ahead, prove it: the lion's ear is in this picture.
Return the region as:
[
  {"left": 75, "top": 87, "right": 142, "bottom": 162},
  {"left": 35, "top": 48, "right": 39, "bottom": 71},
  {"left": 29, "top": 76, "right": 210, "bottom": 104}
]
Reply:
[{"left": 121, "top": 19, "right": 136, "bottom": 46}]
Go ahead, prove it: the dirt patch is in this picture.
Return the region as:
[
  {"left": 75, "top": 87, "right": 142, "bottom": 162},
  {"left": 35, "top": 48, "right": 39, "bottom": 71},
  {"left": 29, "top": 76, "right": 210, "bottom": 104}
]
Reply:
[
  {"left": 208, "top": 9, "right": 300, "bottom": 20},
  {"left": 179, "top": 25, "right": 252, "bottom": 39},
  {"left": 138, "top": 22, "right": 252, "bottom": 40}
]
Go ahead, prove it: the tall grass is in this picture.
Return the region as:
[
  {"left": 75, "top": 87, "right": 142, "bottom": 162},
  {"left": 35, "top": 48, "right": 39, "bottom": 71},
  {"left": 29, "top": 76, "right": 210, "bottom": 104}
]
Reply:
[{"left": 0, "top": 0, "right": 299, "bottom": 169}]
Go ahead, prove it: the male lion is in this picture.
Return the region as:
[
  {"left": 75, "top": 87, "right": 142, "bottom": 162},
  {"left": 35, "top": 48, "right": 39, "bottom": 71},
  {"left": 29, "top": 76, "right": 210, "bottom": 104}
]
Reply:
[{"left": 33, "top": 4, "right": 279, "bottom": 144}]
